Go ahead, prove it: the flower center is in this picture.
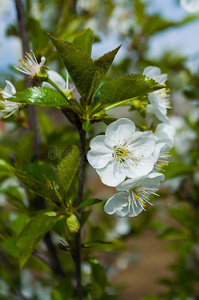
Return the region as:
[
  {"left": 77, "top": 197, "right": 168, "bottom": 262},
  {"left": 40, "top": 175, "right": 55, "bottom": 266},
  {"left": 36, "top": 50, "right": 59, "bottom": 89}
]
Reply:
[
  {"left": 127, "top": 187, "right": 159, "bottom": 215},
  {"left": 113, "top": 145, "right": 129, "bottom": 159}
]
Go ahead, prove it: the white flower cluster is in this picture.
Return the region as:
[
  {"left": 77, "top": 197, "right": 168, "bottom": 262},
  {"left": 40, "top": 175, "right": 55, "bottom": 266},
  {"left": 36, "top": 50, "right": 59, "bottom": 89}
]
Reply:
[
  {"left": 0, "top": 81, "right": 19, "bottom": 118},
  {"left": 88, "top": 66, "right": 175, "bottom": 218},
  {"left": 143, "top": 66, "right": 171, "bottom": 125},
  {"left": 0, "top": 50, "right": 45, "bottom": 119},
  {"left": 0, "top": 50, "right": 74, "bottom": 119}
]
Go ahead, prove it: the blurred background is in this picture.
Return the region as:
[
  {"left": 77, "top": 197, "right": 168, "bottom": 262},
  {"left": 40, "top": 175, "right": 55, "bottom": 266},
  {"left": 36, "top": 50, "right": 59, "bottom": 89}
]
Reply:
[{"left": 0, "top": 0, "right": 199, "bottom": 299}]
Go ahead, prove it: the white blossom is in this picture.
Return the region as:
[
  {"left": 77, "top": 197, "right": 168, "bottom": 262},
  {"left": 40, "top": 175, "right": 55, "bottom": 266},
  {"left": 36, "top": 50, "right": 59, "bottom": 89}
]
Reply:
[
  {"left": 143, "top": 66, "right": 167, "bottom": 85},
  {"left": 14, "top": 50, "right": 45, "bottom": 77},
  {"left": 42, "top": 70, "right": 75, "bottom": 99},
  {"left": 0, "top": 81, "right": 19, "bottom": 118},
  {"left": 152, "top": 123, "right": 175, "bottom": 171},
  {"left": 143, "top": 66, "right": 171, "bottom": 124},
  {"left": 87, "top": 118, "right": 155, "bottom": 187},
  {"left": 104, "top": 173, "right": 164, "bottom": 217},
  {"left": 180, "top": 0, "right": 199, "bottom": 12}
]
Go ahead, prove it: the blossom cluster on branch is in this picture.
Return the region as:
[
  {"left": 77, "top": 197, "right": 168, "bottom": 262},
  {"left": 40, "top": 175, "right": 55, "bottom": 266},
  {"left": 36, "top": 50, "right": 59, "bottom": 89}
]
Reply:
[{"left": 88, "top": 66, "right": 175, "bottom": 218}]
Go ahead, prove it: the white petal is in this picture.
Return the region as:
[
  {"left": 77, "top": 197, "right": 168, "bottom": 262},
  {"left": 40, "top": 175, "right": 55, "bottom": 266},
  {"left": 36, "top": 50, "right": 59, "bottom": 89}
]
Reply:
[
  {"left": 42, "top": 82, "right": 56, "bottom": 90},
  {"left": 143, "top": 66, "right": 161, "bottom": 79},
  {"left": 154, "top": 107, "right": 170, "bottom": 125},
  {"left": 87, "top": 152, "right": 112, "bottom": 169},
  {"left": 104, "top": 192, "right": 128, "bottom": 215},
  {"left": 138, "top": 172, "right": 165, "bottom": 190},
  {"left": 152, "top": 143, "right": 165, "bottom": 164},
  {"left": 125, "top": 155, "right": 155, "bottom": 179},
  {"left": 89, "top": 135, "right": 111, "bottom": 152},
  {"left": 115, "top": 207, "right": 129, "bottom": 218},
  {"left": 1, "top": 81, "right": 16, "bottom": 98},
  {"left": 180, "top": 0, "right": 199, "bottom": 12},
  {"left": 154, "top": 123, "right": 175, "bottom": 149},
  {"left": 97, "top": 160, "right": 126, "bottom": 187},
  {"left": 117, "top": 172, "right": 164, "bottom": 192},
  {"left": 129, "top": 131, "right": 155, "bottom": 156},
  {"left": 105, "top": 118, "right": 136, "bottom": 147},
  {"left": 116, "top": 200, "right": 144, "bottom": 218},
  {"left": 87, "top": 135, "right": 112, "bottom": 169},
  {"left": 42, "top": 70, "right": 66, "bottom": 90},
  {"left": 143, "top": 66, "right": 167, "bottom": 85}
]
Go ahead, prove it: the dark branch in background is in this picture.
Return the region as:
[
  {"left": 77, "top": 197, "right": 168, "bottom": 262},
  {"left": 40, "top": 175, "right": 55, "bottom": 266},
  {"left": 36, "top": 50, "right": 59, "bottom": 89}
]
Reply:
[
  {"left": 14, "top": 0, "right": 65, "bottom": 279},
  {"left": 73, "top": 127, "right": 86, "bottom": 300},
  {"left": 14, "top": 0, "right": 39, "bottom": 157}
]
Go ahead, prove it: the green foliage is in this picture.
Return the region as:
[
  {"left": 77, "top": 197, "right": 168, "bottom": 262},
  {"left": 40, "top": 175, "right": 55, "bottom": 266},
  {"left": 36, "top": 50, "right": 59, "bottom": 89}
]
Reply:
[
  {"left": 9, "top": 87, "right": 69, "bottom": 107},
  {"left": 88, "top": 45, "right": 121, "bottom": 98},
  {"left": 23, "top": 161, "right": 58, "bottom": 184},
  {"left": 77, "top": 198, "right": 103, "bottom": 210},
  {"left": 57, "top": 145, "right": 80, "bottom": 195},
  {"left": 15, "top": 212, "right": 64, "bottom": 269},
  {"left": 0, "top": 159, "right": 13, "bottom": 180},
  {"left": 49, "top": 33, "right": 121, "bottom": 102},
  {"left": 49, "top": 34, "right": 94, "bottom": 98},
  {"left": 97, "top": 75, "right": 162, "bottom": 107},
  {"left": 11, "top": 167, "right": 59, "bottom": 204},
  {"left": 0, "top": 186, "right": 27, "bottom": 210},
  {"left": 73, "top": 28, "right": 94, "bottom": 56},
  {"left": 90, "top": 258, "right": 109, "bottom": 299}
]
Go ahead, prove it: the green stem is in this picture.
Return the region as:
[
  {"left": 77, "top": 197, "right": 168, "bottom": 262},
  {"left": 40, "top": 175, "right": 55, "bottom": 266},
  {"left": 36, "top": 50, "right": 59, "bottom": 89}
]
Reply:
[{"left": 104, "top": 97, "right": 138, "bottom": 111}]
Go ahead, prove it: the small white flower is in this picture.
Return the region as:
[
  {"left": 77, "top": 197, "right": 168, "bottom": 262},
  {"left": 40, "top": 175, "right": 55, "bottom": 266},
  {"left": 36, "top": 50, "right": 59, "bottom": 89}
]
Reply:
[
  {"left": 14, "top": 50, "right": 46, "bottom": 77},
  {"left": 152, "top": 124, "right": 175, "bottom": 171},
  {"left": 42, "top": 70, "right": 68, "bottom": 90},
  {"left": 148, "top": 89, "right": 172, "bottom": 125},
  {"left": 87, "top": 118, "right": 156, "bottom": 187},
  {"left": 104, "top": 173, "right": 164, "bottom": 217},
  {"left": 154, "top": 123, "right": 175, "bottom": 149},
  {"left": 0, "top": 81, "right": 19, "bottom": 118},
  {"left": 144, "top": 66, "right": 172, "bottom": 124},
  {"left": 143, "top": 66, "right": 167, "bottom": 85},
  {"left": 42, "top": 70, "right": 75, "bottom": 99},
  {"left": 180, "top": 0, "right": 199, "bottom": 12}
]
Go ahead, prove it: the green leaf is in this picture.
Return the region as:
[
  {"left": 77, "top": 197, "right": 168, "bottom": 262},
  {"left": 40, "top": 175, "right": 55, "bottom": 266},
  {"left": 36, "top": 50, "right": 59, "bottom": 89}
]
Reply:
[
  {"left": 57, "top": 145, "right": 80, "bottom": 194},
  {"left": 1, "top": 237, "right": 18, "bottom": 258},
  {"left": 15, "top": 212, "right": 63, "bottom": 268},
  {"left": 77, "top": 198, "right": 103, "bottom": 210},
  {"left": 73, "top": 28, "right": 94, "bottom": 56},
  {"left": 91, "top": 258, "right": 108, "bottom": 289},
  {"left": 85, "top": 240, "right": 113, "bottom": 248},
  {"left": 11, "top": 167, "right": 59, "bottom": 203},
  {"left": 49, "top": 34, "right": 94, "bottom": 98},
  {"left": 98, "top": 75, "right": 162, "bottom": 106},
  {"left": 0, "top": 159, "right": 12, "bottom": 179},
  {"left": 23, "top": 161, "right": 58, "bottom": 184},
  {"left": 66, "top": 214, "right": 80, "bottom": 233},
  {"left": 9, "top": 87, "right": 69, "bottom": 107},
  {"left": 0, "top": 186, "right": 26, "bottom": 210},
  {"left": 15, "top": 132, "right": 34, "bottom": 167},
  {"left": 89, "top": 45, "right": 121, "bottom": 98}
]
